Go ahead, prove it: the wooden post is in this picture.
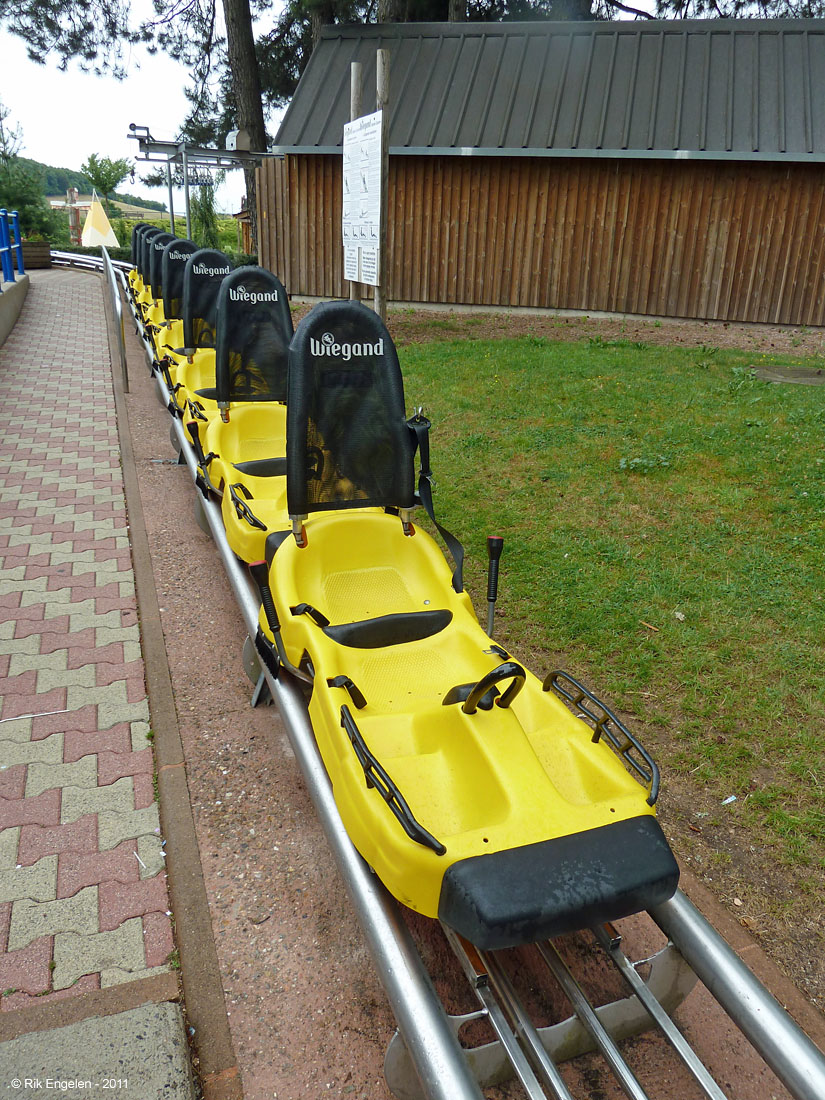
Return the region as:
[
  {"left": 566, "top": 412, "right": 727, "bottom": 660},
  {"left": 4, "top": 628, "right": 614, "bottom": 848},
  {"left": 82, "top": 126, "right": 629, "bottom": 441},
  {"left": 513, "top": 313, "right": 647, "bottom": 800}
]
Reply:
[
  {"left": 349, "top": 62, "right": 362, "bottom": 302},
  {"left": 67, "top": 188, "right": 81, "bottom": 246},
  {"left": 374, "top": 49, "right": 389, "bottom": 322}
]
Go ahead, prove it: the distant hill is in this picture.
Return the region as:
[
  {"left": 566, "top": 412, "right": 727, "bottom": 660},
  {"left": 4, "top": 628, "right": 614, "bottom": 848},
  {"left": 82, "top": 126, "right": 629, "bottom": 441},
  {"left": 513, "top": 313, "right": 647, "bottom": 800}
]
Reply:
[{"left": 18, "top": 156, "right": 166, "bottom": 212}]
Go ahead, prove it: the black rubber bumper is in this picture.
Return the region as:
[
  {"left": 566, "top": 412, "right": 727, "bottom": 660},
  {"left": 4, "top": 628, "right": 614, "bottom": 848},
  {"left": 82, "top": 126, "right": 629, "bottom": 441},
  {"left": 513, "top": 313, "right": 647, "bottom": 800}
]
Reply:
[{"left": 438, "top": 815, "right": 679, "bottom": 950}]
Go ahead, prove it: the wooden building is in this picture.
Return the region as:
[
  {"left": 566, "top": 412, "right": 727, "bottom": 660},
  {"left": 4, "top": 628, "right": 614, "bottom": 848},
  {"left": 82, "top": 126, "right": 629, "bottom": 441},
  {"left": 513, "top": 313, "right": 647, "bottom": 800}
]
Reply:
[{"left": 259, "top": 20, "right": 825, "bottom": 325}]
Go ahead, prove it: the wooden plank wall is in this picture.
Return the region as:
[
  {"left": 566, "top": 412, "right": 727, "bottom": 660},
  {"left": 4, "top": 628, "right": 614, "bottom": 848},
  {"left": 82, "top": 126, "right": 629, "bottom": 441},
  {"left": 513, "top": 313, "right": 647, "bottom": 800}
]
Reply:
[{"left": 257, "top": 153, "right": 825, "bottom": 326}]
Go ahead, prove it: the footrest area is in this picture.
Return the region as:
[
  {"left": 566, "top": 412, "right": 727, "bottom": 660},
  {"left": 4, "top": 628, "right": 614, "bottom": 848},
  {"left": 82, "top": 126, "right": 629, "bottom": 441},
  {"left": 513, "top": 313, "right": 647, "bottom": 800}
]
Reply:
[{"left": 438, "top": 816, "right": 679, "bottom": 950}]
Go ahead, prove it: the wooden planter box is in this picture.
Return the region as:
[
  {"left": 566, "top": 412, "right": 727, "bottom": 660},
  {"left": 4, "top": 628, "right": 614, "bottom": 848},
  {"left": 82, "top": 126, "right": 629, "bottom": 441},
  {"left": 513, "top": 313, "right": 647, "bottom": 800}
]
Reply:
[{"left": 20, "top": 241, "right": 51, "bottom": 270}]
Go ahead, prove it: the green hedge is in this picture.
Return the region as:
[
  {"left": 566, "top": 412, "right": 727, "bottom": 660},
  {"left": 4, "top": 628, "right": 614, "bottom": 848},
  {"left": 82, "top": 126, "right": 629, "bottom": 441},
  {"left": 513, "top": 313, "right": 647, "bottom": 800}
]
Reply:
[
  {"left": 54, "top": 245, "right": 133, "bottom": 263},
  {"left": 53, "top": 245, "right": 258, "bottom": 267}
]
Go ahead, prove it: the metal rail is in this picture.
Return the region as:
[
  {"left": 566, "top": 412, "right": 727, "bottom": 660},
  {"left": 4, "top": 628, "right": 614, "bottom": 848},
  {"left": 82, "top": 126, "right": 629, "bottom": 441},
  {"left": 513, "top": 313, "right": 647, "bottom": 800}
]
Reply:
[
  {"left": 127, "top": 289, "right": 825, "bottom": 1100},
  {"left": 49, "top": 249, "right": 131, "bottom": 391},
  {"left": 652, "top": 891, "right": 825, "bottom": 1100},
  {"left": 445, "top": 927, "right": 577, "bottom": 1100},
  {"left": 102, "top": 248, "right": 129, "bottom": 392},
  {"left": 159, "top": 383, "right": 484, "bottom": 1100},
  {"left": 593, "top": 923, "right": 727, "bottom": 1100}
]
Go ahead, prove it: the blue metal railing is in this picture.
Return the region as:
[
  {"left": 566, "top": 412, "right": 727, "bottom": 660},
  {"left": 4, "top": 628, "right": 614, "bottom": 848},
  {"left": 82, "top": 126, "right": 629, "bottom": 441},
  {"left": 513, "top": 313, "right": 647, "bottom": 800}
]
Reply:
[
  {"left": 0, "top": 210, "right": 25, "bottom": 287},
  {"left": 0, "top": 209, "right": 14, "bottom": 285},
  {"left": 10, "top": 211, "right": 24, "bottom": 276}
]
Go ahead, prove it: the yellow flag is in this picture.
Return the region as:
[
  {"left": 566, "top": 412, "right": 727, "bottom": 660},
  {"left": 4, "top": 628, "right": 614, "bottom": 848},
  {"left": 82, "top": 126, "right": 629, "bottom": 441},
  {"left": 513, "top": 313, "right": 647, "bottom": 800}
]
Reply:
[{"left": 81, "top": 200, "right": 119, "bottom": 247}]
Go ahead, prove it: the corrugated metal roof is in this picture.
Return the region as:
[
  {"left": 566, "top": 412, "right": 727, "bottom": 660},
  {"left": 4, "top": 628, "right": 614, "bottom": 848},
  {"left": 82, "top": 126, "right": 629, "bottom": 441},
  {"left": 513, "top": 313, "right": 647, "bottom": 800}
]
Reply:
[{"left": 273, "top": 19, "right": 825, "bottom": 161}]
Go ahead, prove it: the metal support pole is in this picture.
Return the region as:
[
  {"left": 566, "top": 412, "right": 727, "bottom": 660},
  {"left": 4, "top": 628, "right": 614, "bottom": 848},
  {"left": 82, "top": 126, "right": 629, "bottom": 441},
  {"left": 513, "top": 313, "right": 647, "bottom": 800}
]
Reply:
[
  {"left": 10, "top": 211, "right": 25, "bottom": 275},
  {"left": 349, "top": 61, "right": 363, "bottom": 303},
  {"left": 166, "top": 160, "right": 176, "bottom": 236},
  {"left": 651, "top": 890, "right": 825, "bottom": 1100},
  {"left": 182, "top": 145, "right": 192, "bottom": 240},
  {"left": 374, "top": 49, "right": 390, "bottom": 322}
]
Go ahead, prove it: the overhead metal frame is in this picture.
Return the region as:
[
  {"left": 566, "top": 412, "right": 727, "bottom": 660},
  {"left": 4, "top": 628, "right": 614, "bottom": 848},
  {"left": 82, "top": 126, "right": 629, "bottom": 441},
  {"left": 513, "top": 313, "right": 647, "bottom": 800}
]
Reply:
[{"left": 126, "top": 124, "right": 273, "bottom": 238}]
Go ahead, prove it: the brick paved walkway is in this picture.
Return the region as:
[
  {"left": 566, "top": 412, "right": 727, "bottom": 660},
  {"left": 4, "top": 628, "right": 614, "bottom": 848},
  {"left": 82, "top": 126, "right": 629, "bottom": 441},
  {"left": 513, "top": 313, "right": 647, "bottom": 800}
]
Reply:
[{"left": 0, "top": 271, "right": 173, "bottom": 1010}]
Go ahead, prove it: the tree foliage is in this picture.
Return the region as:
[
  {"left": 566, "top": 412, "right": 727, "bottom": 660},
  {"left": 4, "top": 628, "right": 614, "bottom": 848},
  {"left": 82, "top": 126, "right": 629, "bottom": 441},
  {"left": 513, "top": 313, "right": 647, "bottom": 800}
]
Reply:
[
  {"left": 80, "top": 153, "right": 132, "bottom": 211},
  {"left": 190, "top": 181, "right": 222, "bottom": 247},
  {"left": 171, "top": 0, "right": 603, "bottom": 145},
  {"left": 5, "top": 0, "right": 823, "bottom": 247},
  {"left": 651, "top": 0, "right": 825, "bottom": 13},
  {"left": 0, "top": 160, "right": 56, "bottom": 235},
  {"left": 0, "top": 0, "right": 148, "bottom": 74},
  {"left": 0, "top": 99, "right": 65, "bottom": 238},
  {"left": 0, "top": 100, "right": 23, "bottom": 164}
]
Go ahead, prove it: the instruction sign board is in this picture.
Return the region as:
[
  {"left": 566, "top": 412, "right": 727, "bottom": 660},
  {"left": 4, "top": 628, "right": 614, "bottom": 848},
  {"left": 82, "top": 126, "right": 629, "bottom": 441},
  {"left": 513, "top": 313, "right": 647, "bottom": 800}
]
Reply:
[{"left": 342, "top": 110, "right": 382, "bottom": 287}]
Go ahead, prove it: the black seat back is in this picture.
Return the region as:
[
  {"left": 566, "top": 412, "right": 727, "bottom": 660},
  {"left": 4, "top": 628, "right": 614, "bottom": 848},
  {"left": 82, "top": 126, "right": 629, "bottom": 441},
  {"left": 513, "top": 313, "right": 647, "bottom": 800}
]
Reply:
[
  {"left": 214, "top": 267, "right": 293, "bottom": 404},
  {"left": 131, "top": 223, "right": 150, "bottom": 267},
  {"left": 139, "top": 227, "right": 163, "bottom": 285},
  {"left": 162, "top": 239, "right": 198, "bottom": 321},
  {"left": 286, "top": 300, "right": 415, "bottom": 517},
  {"left": 182, "top": 249, "right": 233, "bottom": 352},
  {"left": 148, "top": 232, "right": 175, "bottom": 303}
]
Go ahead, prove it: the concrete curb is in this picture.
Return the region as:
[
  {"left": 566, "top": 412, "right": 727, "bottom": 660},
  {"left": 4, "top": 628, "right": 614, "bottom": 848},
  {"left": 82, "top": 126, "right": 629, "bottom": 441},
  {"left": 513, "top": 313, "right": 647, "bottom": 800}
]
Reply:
[
  {"left": 0, "top": 275, "right": 30, "bottom": 349},
  {"left": 1, "top": 1002, "right": 195, "bottom": 1096},
  {"left": 110, "top": 281, "right": 243, "bottom": 1100},
  {"left": 0, "top": 267, "right": 196, "bottom": 1098}
]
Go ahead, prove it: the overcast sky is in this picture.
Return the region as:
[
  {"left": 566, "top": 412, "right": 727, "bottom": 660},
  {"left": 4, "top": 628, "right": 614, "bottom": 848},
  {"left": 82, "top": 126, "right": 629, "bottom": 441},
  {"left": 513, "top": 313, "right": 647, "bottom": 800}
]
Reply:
[{"left": 0, "top": 18, "right": 258, "bottom": 215}]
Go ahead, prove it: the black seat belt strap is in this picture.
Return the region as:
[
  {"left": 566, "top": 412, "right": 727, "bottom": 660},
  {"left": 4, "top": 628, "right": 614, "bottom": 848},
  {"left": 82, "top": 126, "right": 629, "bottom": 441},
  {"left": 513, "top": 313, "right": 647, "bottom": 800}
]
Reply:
[{"left": 406, "top": 412, "right": 465, "bottom": 593}]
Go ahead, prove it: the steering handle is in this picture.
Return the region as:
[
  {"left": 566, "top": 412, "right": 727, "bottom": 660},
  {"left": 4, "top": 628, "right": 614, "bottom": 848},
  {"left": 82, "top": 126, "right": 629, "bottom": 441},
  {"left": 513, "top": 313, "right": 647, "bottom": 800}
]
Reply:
[{"left": 461, "top": 661, "right": 526, "bottom": 715}]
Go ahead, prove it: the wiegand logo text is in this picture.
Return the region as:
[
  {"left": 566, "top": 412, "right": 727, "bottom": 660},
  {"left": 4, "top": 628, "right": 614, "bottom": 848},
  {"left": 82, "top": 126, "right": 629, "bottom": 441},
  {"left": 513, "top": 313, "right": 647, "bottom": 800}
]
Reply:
[
  {"left": 192, "top": 264, "right": 231, "bottom": 277},
  {"left": 229, "top": 286, "right": 280, "bottom": 304},
  {"left": 310, "top": 332, "right": 384, "bottom": 361}
]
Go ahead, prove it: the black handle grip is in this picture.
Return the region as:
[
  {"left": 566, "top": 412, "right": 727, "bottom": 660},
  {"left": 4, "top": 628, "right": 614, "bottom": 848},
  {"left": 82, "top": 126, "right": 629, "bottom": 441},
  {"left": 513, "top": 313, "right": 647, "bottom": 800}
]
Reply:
[
  {"left": 186, "top": 420, "right": 205, "bottom": 464},
  {"left": 248, "top": 560, "right": 281, "bottom": 636},
  {"left": 462, "top": 661, "right": 525, "bottom": 715},
  {"left": 487, "top": 535, "right": 504, "bottom": 602}
]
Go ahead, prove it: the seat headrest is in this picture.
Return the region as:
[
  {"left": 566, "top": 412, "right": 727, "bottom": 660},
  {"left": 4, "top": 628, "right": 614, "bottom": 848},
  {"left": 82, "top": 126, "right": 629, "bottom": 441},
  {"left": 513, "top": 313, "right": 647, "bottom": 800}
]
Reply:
[{"left": 286, "top": 300, "right": 415, "bottom": 517}]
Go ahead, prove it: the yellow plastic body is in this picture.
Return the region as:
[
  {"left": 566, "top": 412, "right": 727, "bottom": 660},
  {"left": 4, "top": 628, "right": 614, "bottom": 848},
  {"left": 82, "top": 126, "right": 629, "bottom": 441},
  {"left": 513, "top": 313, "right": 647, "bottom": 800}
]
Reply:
[
  {"left": 202, "top": 402, "right": 289, "bottom": 562},
  {"left": 143, "top": 298, "right": 166, "bottom": 331},
  {"left": 153, "top": 319, "right": 184, "bottom": 363},
  {"left": 135, "top": 283, "right": 155, "bottom": 320},
  {"left": 173, "top": 352, "right": 219, "bottom": 419},
  {"left": 261, "top": 510, "right": 657, "bottom": 919}
]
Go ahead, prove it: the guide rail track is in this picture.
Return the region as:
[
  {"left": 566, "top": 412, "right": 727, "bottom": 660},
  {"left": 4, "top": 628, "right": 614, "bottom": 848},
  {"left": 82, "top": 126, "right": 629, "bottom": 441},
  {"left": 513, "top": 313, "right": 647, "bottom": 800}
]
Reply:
[{"left": 109, "top": 252, "right": 825, "bottom": 1100}]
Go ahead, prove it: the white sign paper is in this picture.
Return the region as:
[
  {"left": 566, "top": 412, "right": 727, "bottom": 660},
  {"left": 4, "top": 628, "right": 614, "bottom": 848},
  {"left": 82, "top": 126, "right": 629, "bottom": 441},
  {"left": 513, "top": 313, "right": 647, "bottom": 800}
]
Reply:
[{"left": 342, "top": 110, "right": 382, "bottom": 287}]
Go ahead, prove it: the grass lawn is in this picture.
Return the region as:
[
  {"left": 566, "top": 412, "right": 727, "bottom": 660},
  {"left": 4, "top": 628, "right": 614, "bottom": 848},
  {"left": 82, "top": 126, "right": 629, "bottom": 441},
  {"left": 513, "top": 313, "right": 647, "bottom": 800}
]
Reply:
[{"left": 398, "top": 335, "right": 825, "bottom": 877}]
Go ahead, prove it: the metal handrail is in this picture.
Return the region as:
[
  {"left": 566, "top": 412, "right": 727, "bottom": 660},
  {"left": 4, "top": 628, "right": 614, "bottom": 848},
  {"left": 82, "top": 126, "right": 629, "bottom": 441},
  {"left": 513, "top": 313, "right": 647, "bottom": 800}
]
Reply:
[
  {"left": 652, "top": 891, "right": 825, "bottom": 1100},
  {"left": 9, "top": 211, "right": 24, "bottom": 275},
  {"left": 49, "top": 248, "right": 130, "bottom": 393},
  {"left": 0, "top": 209, "right": 16, "bottom": 284},
  {"left": 102, "top": 247, "right": 129, "bottom": 393}
]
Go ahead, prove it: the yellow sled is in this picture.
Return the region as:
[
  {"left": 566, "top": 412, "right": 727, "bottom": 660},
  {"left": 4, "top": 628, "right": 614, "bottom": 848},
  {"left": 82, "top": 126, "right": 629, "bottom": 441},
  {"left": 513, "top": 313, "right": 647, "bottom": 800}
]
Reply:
[
  {"left": 137, "top": 227, "right": 174, "bottom": 318},
  {"left": 131, "top": 225, "right": 164, "bottom": 313},
  {"left": 149, "top": 237, "right": 199, "bottom": 364},
  {"left": 140, "top": 231, "right": 179, "bottom": 348},
  {"left": 128, "top": 223, "right": 152, "bottom": 296},
  {"left": 189, "top": 266, "right": 293, "bottom": 563},
  {"left": 161, "top": 249, "right": 233, "bottom": 417},
  {"left": 253, "top": 301, "right": 679, "bottom": 950},
  {"left": 140, "top": 235, "right": 196, "bottom": 365}
]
